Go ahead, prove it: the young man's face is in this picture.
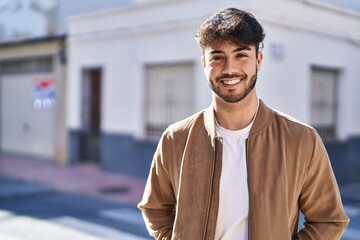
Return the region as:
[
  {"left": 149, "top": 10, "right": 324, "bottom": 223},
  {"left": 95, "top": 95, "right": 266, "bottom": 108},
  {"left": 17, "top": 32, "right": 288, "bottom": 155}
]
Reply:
[{"left": 202, "top": 41, "right": 263, "bottom": 103}]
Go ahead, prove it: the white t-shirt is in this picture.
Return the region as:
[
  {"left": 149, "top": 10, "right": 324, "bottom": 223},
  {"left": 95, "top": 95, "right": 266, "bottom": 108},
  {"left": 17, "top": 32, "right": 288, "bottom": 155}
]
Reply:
[{"left": 214, "top": 120, "right": 253, "bottom": 240}]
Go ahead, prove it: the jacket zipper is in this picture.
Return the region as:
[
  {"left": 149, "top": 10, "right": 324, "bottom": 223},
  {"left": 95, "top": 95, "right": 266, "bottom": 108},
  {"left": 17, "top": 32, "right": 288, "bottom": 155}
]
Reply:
[{"left": 202, "top": 137, "right": 218, "bottom": 240}]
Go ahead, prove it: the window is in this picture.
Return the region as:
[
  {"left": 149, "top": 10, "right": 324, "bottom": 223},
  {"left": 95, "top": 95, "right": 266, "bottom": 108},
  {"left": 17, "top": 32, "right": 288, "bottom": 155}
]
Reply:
[
  {"left": 1, "top": 56, "right": 53, "bottom": 74},
  {"left": 310, "top": 67, "right": 339, "bottom": 139},
  {"left": 145, "top": 63, "right": 194, "bottom": 137}
]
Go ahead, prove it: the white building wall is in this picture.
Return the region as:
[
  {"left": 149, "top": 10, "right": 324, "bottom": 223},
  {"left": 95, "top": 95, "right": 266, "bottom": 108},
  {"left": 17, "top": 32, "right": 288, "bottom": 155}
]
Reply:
[
  {"left": 67, "top": 0, "right": 251, "bottom": 36},
  {"left": 259, "top": 23, "right": 349, "bottom": 121},
  {"left": 68, "top": 25, "right": 209, "bottom": 137},
  {"left": 254, "top": 0, "right": 360, "bottom": 139},
  {"left": 67, "top": 0, "right": 360, "bottom": 140},
  {"left": 346, "top": 42, "right": 360, "bottom": 135}
]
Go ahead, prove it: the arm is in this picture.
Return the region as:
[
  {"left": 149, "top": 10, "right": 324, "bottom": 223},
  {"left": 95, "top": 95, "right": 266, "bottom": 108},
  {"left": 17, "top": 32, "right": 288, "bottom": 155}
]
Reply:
[
  {"left": 138, "top": 135, "right": 176, "bottom": 240},
  {"left": 297, "top": 130, "right": 349, "bottom": 239}
]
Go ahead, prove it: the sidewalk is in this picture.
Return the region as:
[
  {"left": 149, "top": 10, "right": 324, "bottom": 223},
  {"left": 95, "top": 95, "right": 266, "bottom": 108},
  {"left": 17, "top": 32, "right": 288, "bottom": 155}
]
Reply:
[
  {"left": 0, "top": 155, "right": 359, "bottom": 205},
  {"left": 0, "top": 156, "right": 146, "bottom": 206}
]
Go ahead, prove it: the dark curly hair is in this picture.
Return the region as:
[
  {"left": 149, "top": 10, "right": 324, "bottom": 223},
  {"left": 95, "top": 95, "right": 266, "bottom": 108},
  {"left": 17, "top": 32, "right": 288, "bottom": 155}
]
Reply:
[{"left": 195, "top": 8, "right": 265, "bottom": 55}]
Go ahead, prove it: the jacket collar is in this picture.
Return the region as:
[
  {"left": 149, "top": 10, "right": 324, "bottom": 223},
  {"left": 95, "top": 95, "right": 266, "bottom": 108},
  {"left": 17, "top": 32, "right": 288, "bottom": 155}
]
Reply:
[
  {"left": 203, "top": 99, "right": 273, "bottom": 139},
  {"left": 203, "top": 103, "right": 217, "bottom": 139},
  {"left": 249, "top": 99, "right": 273, "bottom": 136}
]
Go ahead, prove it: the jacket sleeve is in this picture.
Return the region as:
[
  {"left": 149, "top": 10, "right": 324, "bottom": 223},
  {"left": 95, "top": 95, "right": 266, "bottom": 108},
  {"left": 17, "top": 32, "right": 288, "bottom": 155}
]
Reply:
[
  {"left": 138, "top": 134, "right": 176, "bottom": 240},
  {"left": 297, "top": 130, "right": 349, "bottom": 239}
]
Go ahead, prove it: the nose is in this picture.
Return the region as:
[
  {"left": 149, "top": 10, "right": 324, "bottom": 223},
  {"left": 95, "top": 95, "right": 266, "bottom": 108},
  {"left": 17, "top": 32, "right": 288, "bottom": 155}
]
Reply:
[{"left": 222, "top": 58, "right": 238, "bottom": 76}]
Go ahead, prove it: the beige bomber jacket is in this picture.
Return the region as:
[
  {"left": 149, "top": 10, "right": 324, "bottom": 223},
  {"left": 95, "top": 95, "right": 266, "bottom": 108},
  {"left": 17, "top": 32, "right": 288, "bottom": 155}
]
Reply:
[{"left": 138, "top": 99, "right": 349, "bottom": 240}]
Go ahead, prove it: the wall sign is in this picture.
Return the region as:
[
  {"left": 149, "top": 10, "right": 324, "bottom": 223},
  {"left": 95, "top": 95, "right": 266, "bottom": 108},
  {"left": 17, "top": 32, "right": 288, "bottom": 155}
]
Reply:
[
  {"left": 32, "top": 78, "right": 56, "bottom": 110},
  {"left": 269, "top": 42, "right": 285, "bottom": 61}
]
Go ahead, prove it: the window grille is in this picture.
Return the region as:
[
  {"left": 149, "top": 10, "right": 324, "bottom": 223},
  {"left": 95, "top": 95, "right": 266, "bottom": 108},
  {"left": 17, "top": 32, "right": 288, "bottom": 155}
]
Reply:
[
  {"left": 145, "top": 63, "right": 194, "bottom": 137},
  {"left": 1, "top": 56, "right": 53, "bottom": 74},
  {"left": 310, "top": 67, "right": 339, "bottom": 139}
]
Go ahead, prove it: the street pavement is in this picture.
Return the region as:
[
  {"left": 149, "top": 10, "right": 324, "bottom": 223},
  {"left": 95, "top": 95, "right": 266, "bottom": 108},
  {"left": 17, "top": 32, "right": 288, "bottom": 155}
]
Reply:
[
  {"left": 0, "top": 156, "right": 150, "bottom": 240},
  {"left": 0, "top": 155, "right": 360, "bottom": 239},
  {"left": 0, "top": 177, "right": 150, "bottom": 240}
]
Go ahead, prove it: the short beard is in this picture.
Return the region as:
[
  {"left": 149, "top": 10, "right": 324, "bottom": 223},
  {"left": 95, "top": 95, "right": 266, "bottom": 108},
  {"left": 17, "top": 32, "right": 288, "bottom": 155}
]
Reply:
[{"left": 208, "top": 69, "right": 258, "bottom": 103}]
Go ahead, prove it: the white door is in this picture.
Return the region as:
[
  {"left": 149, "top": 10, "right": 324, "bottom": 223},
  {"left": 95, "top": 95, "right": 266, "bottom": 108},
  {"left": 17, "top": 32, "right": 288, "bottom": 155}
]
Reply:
[{"left": 1, "top": 73, "right": 55, "bottom": 159}]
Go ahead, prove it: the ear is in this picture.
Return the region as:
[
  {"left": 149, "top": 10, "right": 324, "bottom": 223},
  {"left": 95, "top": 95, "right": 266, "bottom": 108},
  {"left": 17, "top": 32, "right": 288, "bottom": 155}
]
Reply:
[
  {"left": 256, "top": 51, "right": 263, "bottom": 71},
  {"left": 201, "top": 55, "right": 206, "bottom": 69}
]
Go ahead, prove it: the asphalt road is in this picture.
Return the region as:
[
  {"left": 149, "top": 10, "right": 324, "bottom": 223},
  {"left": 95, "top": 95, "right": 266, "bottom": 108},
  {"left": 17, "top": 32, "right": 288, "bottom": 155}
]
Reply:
[
  {"left": 0, "top": 176, "right": 151, "bottom": 240},
  {"left": 1, "top": 175, "right": 360, "bottom": 240},
  {"left": 342, "top": 200, "right": 360, "bottom": 240}
]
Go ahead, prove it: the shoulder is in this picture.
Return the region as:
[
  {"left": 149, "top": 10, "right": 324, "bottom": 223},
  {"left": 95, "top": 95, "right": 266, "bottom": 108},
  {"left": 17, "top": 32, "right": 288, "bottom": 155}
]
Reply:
[
  {"left": 267, "top": 107, "right": 327, "bottom": 165},
  {"left": 266, "top": 107, "right": 320, "bottom": 146},
  {"left": 273, "top": 109, "right": 315, "bottom": 134},
  {"left": 162, "top": 109, "right": 206, "bottom": 141},
  {"left": 155, "top": 110, "right": 208, "bottom": 164},
  {"left": 255, "top": 100, "right": 316, "bottom": 138}
]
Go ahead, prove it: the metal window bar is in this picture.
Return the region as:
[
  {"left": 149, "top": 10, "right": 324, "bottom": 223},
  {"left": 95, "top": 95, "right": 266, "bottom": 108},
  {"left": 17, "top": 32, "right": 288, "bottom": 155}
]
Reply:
[
  {"left": 310, "top": 67, "right": 338, "bottom": 139},
  {"left": 1, "top": 56, "right": 53, "bottom": 74},
  {"left": 145, "top": 63, "right": 194, "bottom": 137}
]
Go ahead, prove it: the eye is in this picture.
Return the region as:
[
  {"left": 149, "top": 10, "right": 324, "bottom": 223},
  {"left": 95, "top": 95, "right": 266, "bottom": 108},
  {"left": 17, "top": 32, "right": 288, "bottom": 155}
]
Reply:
[
  {"left": 210, "top": 55, "right": 224, "bottom": 62},
  {"left": 236, "top": 53, "right": 248, "bottom": 58}
]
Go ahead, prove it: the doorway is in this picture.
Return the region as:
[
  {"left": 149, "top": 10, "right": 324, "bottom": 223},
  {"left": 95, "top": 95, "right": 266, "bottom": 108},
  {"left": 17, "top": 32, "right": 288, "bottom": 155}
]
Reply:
[{"left": 79, "top": 68, "right": 102, "bottom": 163}]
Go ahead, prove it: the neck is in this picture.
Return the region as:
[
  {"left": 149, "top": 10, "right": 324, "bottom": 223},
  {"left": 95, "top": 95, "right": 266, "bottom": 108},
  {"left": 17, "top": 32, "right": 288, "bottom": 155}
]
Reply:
[{"left": 213, "top": 90, "right": 259, "bottom": 131}]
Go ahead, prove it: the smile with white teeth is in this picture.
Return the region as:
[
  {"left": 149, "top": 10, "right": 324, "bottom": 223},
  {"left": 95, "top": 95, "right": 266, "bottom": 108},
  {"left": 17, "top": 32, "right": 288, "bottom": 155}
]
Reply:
[{"left": 222, "top": 78, "right": 242, "bottom": 85}]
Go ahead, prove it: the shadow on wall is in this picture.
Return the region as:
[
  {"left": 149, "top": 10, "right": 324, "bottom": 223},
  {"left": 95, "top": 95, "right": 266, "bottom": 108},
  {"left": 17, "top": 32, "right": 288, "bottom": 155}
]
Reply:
[
  {"left": 69, "top": 130, "right": 157, "bottom": 178},
  {"left": 325, "top": 136, "right": 360, "bottom": 185}
]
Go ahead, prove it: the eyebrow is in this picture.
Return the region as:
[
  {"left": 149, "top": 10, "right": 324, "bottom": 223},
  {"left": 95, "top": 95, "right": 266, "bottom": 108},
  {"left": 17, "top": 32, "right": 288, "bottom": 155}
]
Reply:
[{"left": 209, "top": 46, "right": 252, "bottom": 55}]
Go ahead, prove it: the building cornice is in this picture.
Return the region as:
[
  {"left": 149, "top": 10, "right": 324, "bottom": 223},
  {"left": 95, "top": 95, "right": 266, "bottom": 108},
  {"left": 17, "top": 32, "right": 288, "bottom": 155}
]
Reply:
[{"left": 0, "top": 35, "right": 66, "bottom": 48}]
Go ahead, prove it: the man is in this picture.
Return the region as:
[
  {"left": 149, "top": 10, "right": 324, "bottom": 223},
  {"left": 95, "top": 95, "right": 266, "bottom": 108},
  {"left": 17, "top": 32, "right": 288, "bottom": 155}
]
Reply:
[{"left": 138, "top": 7, "right": 349, "bottom": 240}]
